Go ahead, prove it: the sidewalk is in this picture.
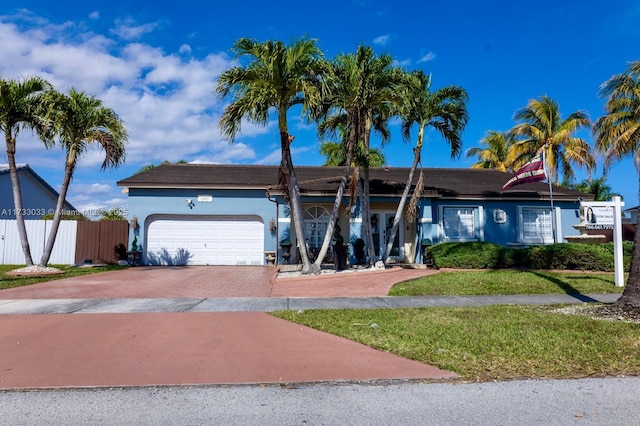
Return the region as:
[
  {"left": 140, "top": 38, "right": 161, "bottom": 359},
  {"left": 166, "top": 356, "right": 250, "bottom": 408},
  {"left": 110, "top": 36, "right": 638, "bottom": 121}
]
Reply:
[{"left": 0, "top": 266, "right": 621, "bottom": 390}]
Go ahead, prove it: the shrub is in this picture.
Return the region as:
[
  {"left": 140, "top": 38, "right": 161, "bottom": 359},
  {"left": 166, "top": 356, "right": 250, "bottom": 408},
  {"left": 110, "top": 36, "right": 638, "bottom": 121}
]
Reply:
[{"left": 429, "top": 241, "right": 630, "bottom": 272}]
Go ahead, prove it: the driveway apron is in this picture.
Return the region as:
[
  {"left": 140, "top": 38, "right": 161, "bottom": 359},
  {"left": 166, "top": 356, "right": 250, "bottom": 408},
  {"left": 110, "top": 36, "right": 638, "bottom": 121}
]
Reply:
[{"left": 0, "top": 266, "right": 455, "bottom": 389}]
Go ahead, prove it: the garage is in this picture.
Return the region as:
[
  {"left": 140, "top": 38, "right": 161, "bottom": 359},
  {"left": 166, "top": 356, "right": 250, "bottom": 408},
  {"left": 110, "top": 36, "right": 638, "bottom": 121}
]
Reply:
[{"left": 146, "top": 216, "right": 264, "bottom": 265}]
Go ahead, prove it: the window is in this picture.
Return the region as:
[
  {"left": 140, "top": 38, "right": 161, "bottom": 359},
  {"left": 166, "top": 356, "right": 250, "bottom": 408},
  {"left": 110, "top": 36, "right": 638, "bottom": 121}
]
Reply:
[
  {"left": 520, "top": 207, "right": 553, "bottom": 243},
  {"left": 303, "top": 206, "right": 330, "bottom": 249},
  {"left": 442, "top": 207, "right": 478, "bottom": 240}
]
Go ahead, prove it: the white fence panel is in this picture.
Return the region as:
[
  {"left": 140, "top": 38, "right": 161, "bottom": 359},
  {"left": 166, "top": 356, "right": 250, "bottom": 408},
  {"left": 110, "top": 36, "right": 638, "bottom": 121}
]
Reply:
[
  {"left": 0, "top": 220, "right": 77, "bottom": 265},
  {"left": 44, "top": 220, "right": 77, "bottom": 264}
]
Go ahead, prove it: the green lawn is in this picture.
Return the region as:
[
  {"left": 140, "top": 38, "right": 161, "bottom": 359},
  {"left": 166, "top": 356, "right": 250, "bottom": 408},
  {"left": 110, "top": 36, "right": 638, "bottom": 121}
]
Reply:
[
  {"left": 0, "top": 264, "right": 125, "bottom": 290},
  {"left": 272, "top": 304, "right": 640, "bottom": 382},
  {"left": 389, "top": 269, "right": 624, "bottom": 296},
  {"left": 272, "top": 269, "right": 636, "bottom": 382}
]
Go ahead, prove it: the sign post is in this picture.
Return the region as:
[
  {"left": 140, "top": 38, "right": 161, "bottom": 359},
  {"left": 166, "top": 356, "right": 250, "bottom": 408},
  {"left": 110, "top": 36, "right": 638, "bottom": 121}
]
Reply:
[{"left": 581, "top": 196, "right": 625, "bottom": 287}]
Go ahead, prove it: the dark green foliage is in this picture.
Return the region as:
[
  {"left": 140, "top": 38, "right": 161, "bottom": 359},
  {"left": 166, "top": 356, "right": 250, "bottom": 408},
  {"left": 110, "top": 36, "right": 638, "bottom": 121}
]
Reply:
[{"left": 429, "top": 242, "right": 632, "bottom": 271}]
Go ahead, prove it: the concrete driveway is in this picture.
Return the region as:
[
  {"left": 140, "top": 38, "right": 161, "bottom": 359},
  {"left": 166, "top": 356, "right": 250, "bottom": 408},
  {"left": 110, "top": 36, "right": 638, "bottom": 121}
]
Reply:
[
  {"left": 0, "top": 265, "right": 277, "bottom": 299},
  {"left": 0, "top": 265, "right": 458, "bottom": 390}
]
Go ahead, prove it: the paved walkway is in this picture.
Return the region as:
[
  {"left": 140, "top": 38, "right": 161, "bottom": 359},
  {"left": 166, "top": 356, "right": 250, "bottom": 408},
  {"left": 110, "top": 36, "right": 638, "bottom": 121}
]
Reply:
[{"left": 0, "top": 266, "right": 620, "bottom": 390}]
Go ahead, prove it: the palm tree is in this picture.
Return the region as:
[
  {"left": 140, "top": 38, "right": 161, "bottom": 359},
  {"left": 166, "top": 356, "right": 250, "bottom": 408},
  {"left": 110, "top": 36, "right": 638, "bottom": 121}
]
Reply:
[
  {"left": 508, "top": 95, "right": 595, "bottom": 184},
  {"left": 568, "top": 177, "right": 621, "bottom": 201},
  {"left": 0, "top": 76, "right": 54, "bottom": 266},
  {"left": 382, "top": 71, "right": 468, "bottom": 263},
  {"left": 216, "top": 37, "right": 323, "bottom": 274},
  {"left": 466, "top": 130, "right": 517, "bottom": 172},
  {"left": 314, "top": 46, "right": 402, "bottom": 266},
  {"left": 320, "top": 141, "right": 385, "bottom": 167},
  {"left": 593, "top": 59, "right": 640, "bottom": 310},
  {"left": 39, "top": 88, "right": 127, "bottom": 266}
]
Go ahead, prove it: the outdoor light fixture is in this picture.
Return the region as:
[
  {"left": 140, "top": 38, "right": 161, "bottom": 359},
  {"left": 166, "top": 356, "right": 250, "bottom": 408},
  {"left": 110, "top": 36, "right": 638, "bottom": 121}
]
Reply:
[
  {"left": 269, "top": 218, "right": 276, "bottom": 232},
  {"left": 130, "top": 216, "right": 138, "bottom": 230}
]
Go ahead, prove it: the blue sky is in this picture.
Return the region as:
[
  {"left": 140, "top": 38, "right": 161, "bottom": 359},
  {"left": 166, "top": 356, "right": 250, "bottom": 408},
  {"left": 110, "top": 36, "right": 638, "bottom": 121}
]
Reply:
[{"left": 1, "top": 0, "right": 639, "bottom": 216}]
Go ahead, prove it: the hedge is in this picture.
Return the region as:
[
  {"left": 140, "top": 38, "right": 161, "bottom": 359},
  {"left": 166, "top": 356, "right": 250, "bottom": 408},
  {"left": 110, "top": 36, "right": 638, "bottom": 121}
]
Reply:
[{"left": 427, "top": 241, "right": 633, "bottom": 272}]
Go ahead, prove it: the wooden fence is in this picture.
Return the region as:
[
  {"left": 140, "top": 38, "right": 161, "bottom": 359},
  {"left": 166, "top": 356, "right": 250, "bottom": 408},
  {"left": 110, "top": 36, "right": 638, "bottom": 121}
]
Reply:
[
  {"left": 74, "top": 220, "right": 129, "bottom": 264},
  {"left": 0, "top": 220, "right": 128, "bottom": 265}
]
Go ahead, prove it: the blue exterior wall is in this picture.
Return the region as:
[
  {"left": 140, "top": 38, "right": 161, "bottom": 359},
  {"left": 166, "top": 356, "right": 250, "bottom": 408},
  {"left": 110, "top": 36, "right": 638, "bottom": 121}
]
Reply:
[
  {"left": 126, "top": 188, "right": 278, "bottom": 258},
  {"left": 424, "top": 199, "right": 582, "bottom": 246},
  {"left": 0, "top": 169, "right": 74, "bottom": 220},
  {"left": 125, "top": 186, "right": 584, "bottom": 265}
]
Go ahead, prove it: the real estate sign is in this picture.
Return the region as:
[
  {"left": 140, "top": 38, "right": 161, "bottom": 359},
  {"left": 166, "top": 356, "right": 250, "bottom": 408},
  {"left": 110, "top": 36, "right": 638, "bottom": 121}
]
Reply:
[
  {"left": 581, "top": 202, "right": 615, "bottom": 230},
  {"left": 579, "top": 197, "right": 625, "bottom": 287}
]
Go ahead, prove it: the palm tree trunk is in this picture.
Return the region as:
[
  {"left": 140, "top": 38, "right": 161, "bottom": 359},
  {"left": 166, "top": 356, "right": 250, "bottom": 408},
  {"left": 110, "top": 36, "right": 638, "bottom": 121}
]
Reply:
[
  {"left": 39, "top": 163, "right": 73, "bottom": 266},
  {"left": 614, "top": 172, "right": 640, "bottom": 309},
  {"left": 279, "top": 131, "right": 315, "bottom": 274},
  {"left": 313, "top": 165, "right": 351, "bottom": 268},
  {"left": 5, "top": 134, "right": 34, "bottom": 266},
  {"left": 383, "top": 131, "right": 423, "bottom": 264},
  {"left": 362, "top": 119, "right": 376, "bottom": 265}
]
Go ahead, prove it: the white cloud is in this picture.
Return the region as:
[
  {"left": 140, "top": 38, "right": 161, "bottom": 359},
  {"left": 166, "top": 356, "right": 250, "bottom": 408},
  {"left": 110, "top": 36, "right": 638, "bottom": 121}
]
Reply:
[
  {"left": 418, "top": 51, "right": 436, "bottom": 63},
  {"left": 178, "top": 44, "right": 191, "bottom": 54},
  {"left": 373, "top": 34, "right": 390, "bottom": 46},
  {"left": 394, "top": 58, "right": 411, "bottom": 67},
  {"left": 89, "top": 11, "right": 100, "bottom": 20},
  {"left": 0, "top": 13, "right": 264, "bottom": 212},
  {"left": 110, "top": 17, "right": 159, "bottom": 40}
]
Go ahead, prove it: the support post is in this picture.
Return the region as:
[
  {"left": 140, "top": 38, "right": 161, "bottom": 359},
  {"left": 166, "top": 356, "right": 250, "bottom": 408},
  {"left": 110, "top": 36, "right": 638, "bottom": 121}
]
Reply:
[{"left": 612, "top": 196, "right": 624, "bottom": 287}]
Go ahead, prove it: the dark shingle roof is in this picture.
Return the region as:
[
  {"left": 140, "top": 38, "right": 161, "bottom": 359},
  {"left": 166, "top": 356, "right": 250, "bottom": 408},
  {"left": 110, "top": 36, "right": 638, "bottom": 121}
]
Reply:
[{"left": 117, "top": 163, "right": 589, "bottom": 201}]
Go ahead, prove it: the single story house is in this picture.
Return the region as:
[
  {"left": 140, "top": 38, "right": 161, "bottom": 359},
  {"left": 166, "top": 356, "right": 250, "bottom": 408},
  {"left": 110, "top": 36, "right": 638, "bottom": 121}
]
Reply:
[
  {"left": 117, "top": 163, "right": 590, "bottom": 266},
  {"left": 1, "top": 163, "right": 77, "bottom": 220}
]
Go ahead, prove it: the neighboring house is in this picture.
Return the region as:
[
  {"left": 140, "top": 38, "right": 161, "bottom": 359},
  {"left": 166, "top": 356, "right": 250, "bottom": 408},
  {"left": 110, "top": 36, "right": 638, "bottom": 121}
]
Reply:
[
  {"left": 626, "top": 206, "right": 639, "bottom": 225},
  {"left": 117, "top": 164, "right": 590, "bottom": 266},
  {"left": 0, "top": 164, "right": 77, "bottom": 219}
]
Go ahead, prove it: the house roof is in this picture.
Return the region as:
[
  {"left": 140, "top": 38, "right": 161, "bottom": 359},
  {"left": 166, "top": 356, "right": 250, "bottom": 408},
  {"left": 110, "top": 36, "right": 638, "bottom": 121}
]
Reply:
[
  {"left": 117, "top": 163, "right": 591, "bottom": 201},
  {"left": 1, "top": 163, "right": 79, "bottom": 212}
]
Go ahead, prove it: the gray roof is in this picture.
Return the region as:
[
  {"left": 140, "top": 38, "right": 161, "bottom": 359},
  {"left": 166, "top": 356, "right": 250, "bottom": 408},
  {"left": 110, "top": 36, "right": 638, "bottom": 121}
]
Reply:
[{"left": 117, "top": 163, "right": 590, "bottom": 201}]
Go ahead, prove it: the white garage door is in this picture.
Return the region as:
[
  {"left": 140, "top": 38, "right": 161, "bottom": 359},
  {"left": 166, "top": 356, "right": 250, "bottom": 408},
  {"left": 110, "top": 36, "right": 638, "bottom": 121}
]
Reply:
[{"left": 146, "top": 217, "right": 264, "bottom": 265}]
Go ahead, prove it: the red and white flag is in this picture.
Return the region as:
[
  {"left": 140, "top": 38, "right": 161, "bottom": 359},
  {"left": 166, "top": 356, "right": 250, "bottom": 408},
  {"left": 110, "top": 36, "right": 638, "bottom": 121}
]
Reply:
[{"left": 502, "top": 152, "right": 546, "bottom": 190}]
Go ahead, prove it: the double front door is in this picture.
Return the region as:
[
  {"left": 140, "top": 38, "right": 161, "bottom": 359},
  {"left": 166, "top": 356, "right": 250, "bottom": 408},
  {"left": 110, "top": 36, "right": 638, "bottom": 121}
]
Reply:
[{"left": 370, "top": 211, "right": 403, "bottom": 261}]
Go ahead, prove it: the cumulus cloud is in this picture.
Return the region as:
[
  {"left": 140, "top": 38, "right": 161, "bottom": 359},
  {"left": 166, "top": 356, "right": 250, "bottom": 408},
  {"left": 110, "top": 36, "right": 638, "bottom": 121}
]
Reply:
[{"left": 0, "top": 13, "right": 264, "bottom": 212}]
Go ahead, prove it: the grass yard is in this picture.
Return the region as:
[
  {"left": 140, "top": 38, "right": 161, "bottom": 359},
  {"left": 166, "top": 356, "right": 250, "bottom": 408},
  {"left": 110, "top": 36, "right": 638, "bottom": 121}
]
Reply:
[
  {"left": 0, "top": 264, "right": 125, "bottom": 290},
  {"left": 273, "top": 269, "right": 636, "bottom": 382},
  {"left": 389, "top": 269, "right": 625, "bottom": 296},
  {"left": 272, "top": 304, "right": 640, "bottom": 382}
]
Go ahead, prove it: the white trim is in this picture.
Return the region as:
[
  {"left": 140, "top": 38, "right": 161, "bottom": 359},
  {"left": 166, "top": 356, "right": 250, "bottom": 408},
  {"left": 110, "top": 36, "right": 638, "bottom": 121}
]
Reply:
[
  {"left": 517, "top": 206, "right": 556, "bottom": 244},
  {"left": 439, "top": 205, "right": 481, "bottom": 242},
  {"left": 350, "top": 217, "right": 363, "bottom": 223},
  {"left": 418, "top": 217, "right": 432, "bottom": 223},
  {"left": 278, "top": 217, "right": 291, "bottom": 223},
  {"left": 554, "top": 207, "right": 562, "bottom": 242},
  {"left": 478, "top": 206, "right": 485, "bottom": 241}
]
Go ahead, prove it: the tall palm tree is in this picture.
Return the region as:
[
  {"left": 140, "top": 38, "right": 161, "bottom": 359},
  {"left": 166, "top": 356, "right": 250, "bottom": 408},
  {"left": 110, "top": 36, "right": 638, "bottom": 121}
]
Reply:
[
  {"left": 39, "top": 88, "right": 127, "bottom": 266},
  {"left": 466, "top": 130, "right": 517, "bottom": 172},
  {"left": 314, "top": 46, "right": 402, "bottom": 266},
  {"left": 593, "top": 59, "right": 640, "bottom": 310},
  {"left": 216, "top": 37, "right": 323, "bottom": 274},
  {"left": 508, "top": 95, "right": 595, "bottom": 184},
  {"left": 0, "top": 76, "right": 54, "bottom": 266},
  {"left": 382, "top": 71, "right": 468, "bottom": 263}
]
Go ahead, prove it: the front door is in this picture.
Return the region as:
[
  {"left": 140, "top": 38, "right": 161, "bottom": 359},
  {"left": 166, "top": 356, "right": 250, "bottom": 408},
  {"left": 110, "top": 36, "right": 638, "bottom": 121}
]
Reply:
[{"left": 370, "top": 211, "right": 403, "bottom": 261}]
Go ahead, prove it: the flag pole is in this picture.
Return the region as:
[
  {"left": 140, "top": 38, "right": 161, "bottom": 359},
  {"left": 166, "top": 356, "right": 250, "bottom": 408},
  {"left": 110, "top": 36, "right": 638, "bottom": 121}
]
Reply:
[{"left": 543, "top": 145, "right": 556, "bottom": 243}]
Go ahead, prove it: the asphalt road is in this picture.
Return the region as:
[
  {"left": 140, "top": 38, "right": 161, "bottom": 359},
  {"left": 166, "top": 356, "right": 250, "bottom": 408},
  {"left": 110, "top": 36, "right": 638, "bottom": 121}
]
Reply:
[{"left": 2, "top": 377, "right": 639, "bottom": 425}]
